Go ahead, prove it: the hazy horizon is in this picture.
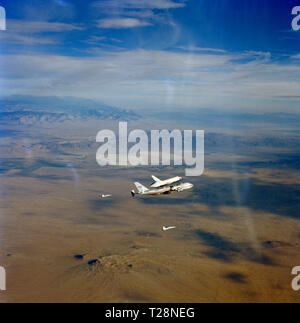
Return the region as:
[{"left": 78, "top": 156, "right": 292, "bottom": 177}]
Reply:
[{"left": 0, "top": 0, "right": 300, "bottom": 112}]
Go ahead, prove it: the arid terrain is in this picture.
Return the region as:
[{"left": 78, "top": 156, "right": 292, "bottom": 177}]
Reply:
[
  {"left": 1, "top": 103, "right": 300, "bottom": 302},
  {"left": 1, "top": 0, "right": 300, "bottom": 304}
]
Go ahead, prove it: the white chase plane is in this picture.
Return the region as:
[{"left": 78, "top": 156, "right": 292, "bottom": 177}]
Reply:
[{"left": 131, "top": 176, "right": 193, "bottom": 197}]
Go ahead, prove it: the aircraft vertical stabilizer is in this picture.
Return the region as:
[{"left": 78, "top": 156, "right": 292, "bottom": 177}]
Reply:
[
  {"left": 134, "top": 182, "right": 148, "bottom": 194},
  {"left": 151, "top": 175, "right": 161, "bottom": 183}
]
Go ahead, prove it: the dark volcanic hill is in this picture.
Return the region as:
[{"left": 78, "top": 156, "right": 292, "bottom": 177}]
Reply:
[{"left": 0, "top": 95, "right": 139, "bottom": 125}]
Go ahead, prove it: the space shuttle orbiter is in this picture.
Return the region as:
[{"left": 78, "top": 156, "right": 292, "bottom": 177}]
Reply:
[{"left": 150, "top": 175, "right": 183, "bottom": 188}]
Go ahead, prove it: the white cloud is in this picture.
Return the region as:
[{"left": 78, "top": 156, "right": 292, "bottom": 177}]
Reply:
[
  {"left": 7, "top": 19, "right": 84, "bottom": 33},
  {"left": 0, "top": 34, "right": 57, "bottom": 45},
  {"left": 244, "top": 51, "right": 271, "bottom": 58},
  {"left": 291, "top": 54, "right": 300, "bottom": 59},
  {"left": 1, "top": 49, "right": 300, "bottom": 112},
  {"left": 93, "top": 0, "right": 186, "bottom": 10},
  {"left": 0, "top": 19, "right": 84, "bottom": 45},
  {"left": 122, "top": 10, "right": 155, "bottom": 18},
  {"left": 177, "top": 46, "right": 227, "bottom": 54},
  {"left": 97, "top": 18, "right": 152, "bottom": 29},
  {"left": 93, "top": 0, "right": 185, "bottom": 29},
  {"left": 82, "top": 35, "right": 107, "bottom": 45}
]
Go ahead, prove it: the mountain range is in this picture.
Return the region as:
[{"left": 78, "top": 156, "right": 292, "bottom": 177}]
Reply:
[{"left": 0, "top": 95, "right": 139, "bottom": 125}]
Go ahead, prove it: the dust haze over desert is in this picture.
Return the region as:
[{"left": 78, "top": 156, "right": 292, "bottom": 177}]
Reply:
[{"left": 1, "top": 0, "right": 300, "bottom": 303}]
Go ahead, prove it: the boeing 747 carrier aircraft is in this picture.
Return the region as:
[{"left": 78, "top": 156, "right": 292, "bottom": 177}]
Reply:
[{"left": 131, "top": 175, "right": 193, "bottom": 197}]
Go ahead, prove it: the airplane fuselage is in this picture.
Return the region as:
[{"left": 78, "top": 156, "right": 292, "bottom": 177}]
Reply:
[
  {"left": 142, "top": 187, "right": 172, "bottom": 195},
  {"left": 134, "top": 182, "right": 193, "bottom": 196}
]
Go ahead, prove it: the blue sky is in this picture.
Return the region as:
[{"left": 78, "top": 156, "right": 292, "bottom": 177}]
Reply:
[{"left": 0, "top": 0, "right": 300, "bottom": 112}]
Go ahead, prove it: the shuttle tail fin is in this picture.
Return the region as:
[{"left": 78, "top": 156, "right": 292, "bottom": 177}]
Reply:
[{"left": 151, "top": 175, "right": 161, "bottom": 183}]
